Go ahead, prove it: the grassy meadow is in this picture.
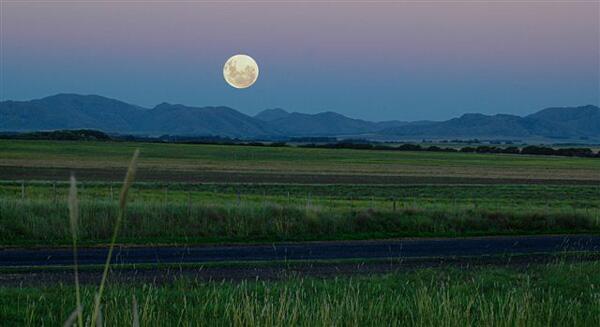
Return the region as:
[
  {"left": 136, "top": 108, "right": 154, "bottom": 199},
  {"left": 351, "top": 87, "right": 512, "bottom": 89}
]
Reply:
[
  {"left": 0, "top": 140, "right": 599, "bottom": 246},
  {"left": 2, "top": 261, "right": 599, "bottom": 326},
  {"left": 1, "top": 181, "right": 599, "bottom": 246},
  {"left": 1, "top": 140, "right": 599, "bottom": 325},
  {"left": 1, "top": 139, "right": 600, "bottom": 181}
]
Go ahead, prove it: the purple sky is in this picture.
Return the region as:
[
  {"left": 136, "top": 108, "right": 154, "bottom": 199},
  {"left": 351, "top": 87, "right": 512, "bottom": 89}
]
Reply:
[{"left": 1, "top": 1, "right": 598, "bottom": 121}]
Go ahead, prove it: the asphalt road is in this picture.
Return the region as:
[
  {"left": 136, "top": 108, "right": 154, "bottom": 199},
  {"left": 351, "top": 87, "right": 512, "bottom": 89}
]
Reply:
[{"left": 1, "top": 235, "right": 599, "bottom": 267}]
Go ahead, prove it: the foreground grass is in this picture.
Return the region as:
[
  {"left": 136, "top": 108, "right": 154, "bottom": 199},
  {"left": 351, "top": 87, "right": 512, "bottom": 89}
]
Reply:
[{"left": 1, "top": 261, "right": 599, "bottom": 326}]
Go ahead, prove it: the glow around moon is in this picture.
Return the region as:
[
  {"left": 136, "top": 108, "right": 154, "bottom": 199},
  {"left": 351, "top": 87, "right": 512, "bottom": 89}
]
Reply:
[{"left": 223, "top": 54, "right": 259, "bottom": 89}]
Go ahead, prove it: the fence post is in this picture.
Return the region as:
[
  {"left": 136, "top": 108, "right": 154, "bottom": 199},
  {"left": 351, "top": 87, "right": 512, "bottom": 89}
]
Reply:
[
  {"left": 187, "top": 191, "right": 192, "bottom": 215},
  {"left": 53, "top": 182, "right": 57, "bottom": 203}
]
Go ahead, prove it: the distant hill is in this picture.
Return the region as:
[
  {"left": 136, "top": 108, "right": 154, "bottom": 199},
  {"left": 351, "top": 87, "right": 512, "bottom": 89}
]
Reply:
[
  {"left": 0, "top": 94, "right": 273, "bottom": 138},
  {"left": 254, "top": 109, "right": 408, "bottom": 136},
  {"left": 377, "top": 105, "right": 600, "bottom": 141},
  {"left": 1, "top": 94, "right": 599, "bottom": 141},
  {"left": 379, "top": 113, "right": 534, "bottom": 139},
  {"left": 254, "top": 108, "right": 290, "bottom": 122},
  {"left": 0, "top": 94, "right": 143, "bottom": 133},
  {"left": 140, "top": 103, "right": 274, "bottom": 138},
  {"left": 524, "top": 105, "right": 600, "bottom": 138}
]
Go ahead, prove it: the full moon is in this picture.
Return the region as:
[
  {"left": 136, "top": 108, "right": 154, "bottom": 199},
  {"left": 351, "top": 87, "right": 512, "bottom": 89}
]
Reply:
[{"left": 223, "top": 54, "right": 259, "bottom": 89}]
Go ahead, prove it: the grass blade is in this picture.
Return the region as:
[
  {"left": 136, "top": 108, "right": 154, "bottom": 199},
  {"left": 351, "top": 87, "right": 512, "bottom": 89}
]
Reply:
[
  {"left": 68, "top": 175, "right": 83, "bottom": 327},
  {"left": 95, "top": 302, "right": 103, "bottom": 327},
  {"left": 91, "top": 149, "right": 139, "bottom": 325},
  {"left": 132, "top": 295, "right": 140, "bottom": 327},
  {"left": 63, "top": 305, "right": 82, "bottom": 327}
]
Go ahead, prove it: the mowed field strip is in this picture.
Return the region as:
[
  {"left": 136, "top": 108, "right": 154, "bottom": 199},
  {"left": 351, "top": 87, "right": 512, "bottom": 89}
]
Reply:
[{"left": 1, "top": 140, "right": 600, "bottom": 182}]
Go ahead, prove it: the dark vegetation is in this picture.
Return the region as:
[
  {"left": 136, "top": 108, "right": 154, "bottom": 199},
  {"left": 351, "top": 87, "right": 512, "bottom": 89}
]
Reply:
[
  {"left": 299, "top": 142, "right": 600, "bottom": 158},
  {"left": 0, "top": 129, "right": 111, "bottom": 141},
  {"left": 1, "top": 129, "right": 599, "bottom": 158}
]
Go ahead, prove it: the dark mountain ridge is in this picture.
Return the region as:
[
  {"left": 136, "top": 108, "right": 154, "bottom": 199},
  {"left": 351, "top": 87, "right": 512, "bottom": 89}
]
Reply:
[
  {"left": 254, "top": 109, "right": 409, "bottom": 136},
  {"left": 1, "top": 94, "right": 598, "bottom": 141},
  {"left": 0, "top": 94, "right": 144, "bottom": 133},
  {"left": 378, "top": 105, "right": 600, "bottom": 140},
  {"left": 141, "top": 103, "right": 274, "bottom": 137}
]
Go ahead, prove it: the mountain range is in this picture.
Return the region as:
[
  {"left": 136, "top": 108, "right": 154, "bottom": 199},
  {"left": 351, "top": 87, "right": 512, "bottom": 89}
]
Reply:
[{"left": 1, "top": 94, "right": 599, "bottom": 142}]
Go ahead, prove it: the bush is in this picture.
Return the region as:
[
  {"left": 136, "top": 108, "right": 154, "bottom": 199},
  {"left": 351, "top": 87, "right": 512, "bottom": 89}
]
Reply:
[
  {"left": 521, "top": 146, "right": 556, "bottom": 156},
  {"left": 501, "top": 147, "right": 520, "bottom": 154},
  {"left": 397, "top": 144, "right": 422, "bottom": 151}
]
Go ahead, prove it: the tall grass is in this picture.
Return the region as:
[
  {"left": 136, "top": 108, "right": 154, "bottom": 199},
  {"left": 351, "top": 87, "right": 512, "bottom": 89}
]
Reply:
[
  {"left": 2, "top": 181, "right": 598, "bottom": 246},
  {"left": 68, "top": 175, "right": 83, "bottom": 327},
  {"left": 3, "top": 262, "right": 600, "bottom": 326},
  {"left": 1, "top": 199, "right": 598, "bottom": 245},
  {"left": 92, "top": 149, "right": 138, "bottom": 324},
  {"left": 61, "top": 149, "right": 139, "bottom": 326}
]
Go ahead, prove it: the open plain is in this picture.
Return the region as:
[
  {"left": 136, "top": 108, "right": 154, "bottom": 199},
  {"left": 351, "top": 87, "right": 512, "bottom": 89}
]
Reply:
[{"left": 1, "top": 140, "right": 599, "bottom": 325}]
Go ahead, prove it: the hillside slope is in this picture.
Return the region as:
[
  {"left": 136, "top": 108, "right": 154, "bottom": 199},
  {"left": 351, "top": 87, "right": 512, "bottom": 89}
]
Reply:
[{"left": 1, "top": 94, "right": 598, "bottom": 140}]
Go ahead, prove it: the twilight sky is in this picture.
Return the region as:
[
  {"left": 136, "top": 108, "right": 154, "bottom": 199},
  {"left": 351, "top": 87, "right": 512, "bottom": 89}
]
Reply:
[{"left": 1, "top": 1, "right": 598, "bottom": 121}]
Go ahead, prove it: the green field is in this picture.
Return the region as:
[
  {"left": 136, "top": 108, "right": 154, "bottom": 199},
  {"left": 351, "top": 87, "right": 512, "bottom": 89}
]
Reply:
[
  {"left": 1, "top": 140, "right": 600, "bottom": 182},
  {"left": 1, "top": 181, "right": 599, "bottom": 246},
  {"left": 1, "top": 140, "right": 599, "bottom": 246},
  {"left": 1, "top": 140, "right": 599, "bottom": 325},
  {"left": 2, "top": 261, "right": 599, "bottom": 326}
]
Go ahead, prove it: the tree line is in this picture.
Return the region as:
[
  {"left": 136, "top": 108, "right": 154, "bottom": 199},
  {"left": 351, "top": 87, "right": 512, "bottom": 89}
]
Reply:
[
  {"left": 1, "top": 129, "right": 598, "bottom": 158},
  {"left": 299, "top": 142, "right": 600, "bottom": 158}
]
